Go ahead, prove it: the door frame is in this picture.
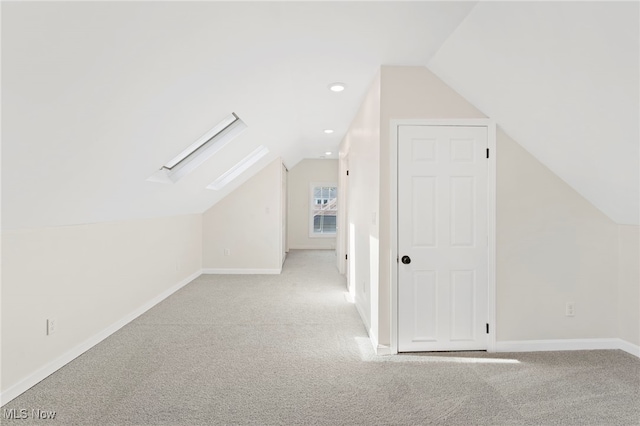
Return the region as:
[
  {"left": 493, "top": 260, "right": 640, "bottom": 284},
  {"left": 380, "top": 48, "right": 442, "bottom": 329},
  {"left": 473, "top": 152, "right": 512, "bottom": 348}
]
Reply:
[
  {"left": 337, "top": 154, "right": 349, "bottom": 276},
  {"left": 389, "top": 119, "right": 497, "bottom": 354}
]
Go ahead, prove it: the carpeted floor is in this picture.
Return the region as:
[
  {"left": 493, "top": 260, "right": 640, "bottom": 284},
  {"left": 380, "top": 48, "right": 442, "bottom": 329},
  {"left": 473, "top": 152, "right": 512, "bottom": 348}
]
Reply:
[{"left": 3, "top": 250, "right": 639, "bottom": 425}]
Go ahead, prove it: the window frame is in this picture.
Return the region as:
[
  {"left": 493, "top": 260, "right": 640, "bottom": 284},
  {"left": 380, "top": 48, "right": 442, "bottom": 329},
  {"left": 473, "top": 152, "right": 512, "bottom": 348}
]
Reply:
[{"left": 308, "top": 182, "right": 337, "bottom": 238}]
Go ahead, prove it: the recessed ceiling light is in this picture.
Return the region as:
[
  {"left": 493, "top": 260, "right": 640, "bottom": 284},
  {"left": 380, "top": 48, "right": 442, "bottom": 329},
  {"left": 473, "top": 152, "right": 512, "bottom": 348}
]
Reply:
[
  {"left": 324, "top": 129, "right": 334, "bottom": 134},
  {"left": 325, "top": 151, "right": 332, "bottom": 156},
  {"left": 328, "top": 82, "right": 346, "bottom": 92}
]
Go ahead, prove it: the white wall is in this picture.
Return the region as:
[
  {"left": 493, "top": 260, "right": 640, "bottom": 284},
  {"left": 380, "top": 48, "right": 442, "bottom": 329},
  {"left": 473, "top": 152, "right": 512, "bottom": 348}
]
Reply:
[
  {"left": 342, "top": 65, "right": 634, "bottom": 351},
  {"left": 618, "top": 225, "right": 640, "bottom": 346},
  {"left": 287, "top": 159, "right": 338, "bottom": 250},
  {"left": 202, "top": 158, "right": 285, "bottom": 273},
  {"left": 497, "top": 129, "right": 618, "bottom": 341},
  {"left": 1, "top": 214, "right": 202, "bottom": 400},
  {"left": 339, "top": 72, "right": 381, "bottom": 342}
]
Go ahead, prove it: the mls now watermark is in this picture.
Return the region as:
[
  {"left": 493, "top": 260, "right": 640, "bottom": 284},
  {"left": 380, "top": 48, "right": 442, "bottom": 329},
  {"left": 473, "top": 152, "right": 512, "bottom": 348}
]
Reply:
[{"left": 3, "top": 408, "right": 57, "bottom": 420}]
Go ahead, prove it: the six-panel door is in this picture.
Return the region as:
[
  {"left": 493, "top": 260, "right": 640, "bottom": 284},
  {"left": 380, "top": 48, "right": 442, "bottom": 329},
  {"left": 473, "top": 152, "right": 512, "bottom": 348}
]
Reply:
[{"left": 398, "top": 125, "right": 488, "bottom": 352}]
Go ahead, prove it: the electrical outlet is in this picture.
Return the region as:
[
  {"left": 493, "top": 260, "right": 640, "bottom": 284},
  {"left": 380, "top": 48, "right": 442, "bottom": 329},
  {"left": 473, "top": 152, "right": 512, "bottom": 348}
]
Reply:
[
  {"left": 47, "top": 318, "right": 57, "bottom": 335},
  {"left": 224, "top": 248, "right": 231, "bottom": 256},
  {"left": 566, "top": 302, "right": 575, "bottom": 317}
]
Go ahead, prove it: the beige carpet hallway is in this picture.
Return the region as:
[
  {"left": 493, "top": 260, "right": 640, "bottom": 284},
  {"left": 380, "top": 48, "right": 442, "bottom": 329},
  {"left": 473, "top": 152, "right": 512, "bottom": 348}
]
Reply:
[{"left": 2, "top": 250, "right": 639, "bottom": 425}]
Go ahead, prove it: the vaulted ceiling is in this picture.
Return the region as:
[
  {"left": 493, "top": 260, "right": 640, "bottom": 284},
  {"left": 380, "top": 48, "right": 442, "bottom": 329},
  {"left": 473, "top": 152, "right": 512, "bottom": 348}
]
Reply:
[
  {"left": 428, "top": 1, "right": 639, "bottom": 225},
  {"left": 2, "top": 1, "right": 638, "bottom": 229}
]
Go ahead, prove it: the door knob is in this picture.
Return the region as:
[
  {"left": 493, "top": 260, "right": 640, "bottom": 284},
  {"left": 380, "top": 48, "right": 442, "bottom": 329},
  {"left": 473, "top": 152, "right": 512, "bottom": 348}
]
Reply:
[{"left": 401, "top": 255, "right": 411, "bottom": 264}]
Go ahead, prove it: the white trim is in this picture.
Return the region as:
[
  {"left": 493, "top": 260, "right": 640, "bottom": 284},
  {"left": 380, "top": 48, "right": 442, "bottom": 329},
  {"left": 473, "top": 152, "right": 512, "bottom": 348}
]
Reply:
[
  {"left": 206, "top": 145, "right": 269, "bottom": 190},
  {"left": 390, "top": 119, "right": 497, "bottom": 354},
  {"left": 287, "top": 245, "right": 336, "bottom": 250},
  {"left": 307, "top": 234, "right": 337, "bottom": 239},
  {"left": 336, "top": 154, "right": 349, "bottom": 275},
  {"left": 389, "top": 118, "right": 494, "bottom": 127},
  {"left": 363, "top": 321, "right": 392, "bottom": 356},
  {"left": 308, "top": 181, "right": 338, "bottom": 239},
  {"left": 201, "top": 268, "right": 281, "bottom": 275},
  {"left": 375, "top": 344, "right": 392, "bottom": 356},
  {"left": 0, "top": 270, "right": 202, "bottom": 406},
  {"left": 148, "top": 114, "right": 247, "bottom": 184},
  {"left": 496, "top": 338, "right": 640, "bottom": 358},
  {"left": 390, "top": 120, "right": 399, "bottom": 355},
  {"left": 354, "top": 296, "right": 385, "bottom": 355},
  {"left": 617, "top": 339, "right": 640, "bottom": 358},
  {"left": 369, "top": 325, "right": 380, "bottom": 349},
  {"left": 486, "top": 122, "right": 497, "bottom": 352}
]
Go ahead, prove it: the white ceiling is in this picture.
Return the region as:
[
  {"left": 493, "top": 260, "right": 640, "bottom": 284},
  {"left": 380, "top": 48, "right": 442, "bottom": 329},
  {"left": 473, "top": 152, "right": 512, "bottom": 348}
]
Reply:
[
  {"left": 2, "top": 1, "right": 638, "bottom": 229},
  {"left": 429, "top": 1, "right": 639, "bottom": 225},
  {"left": 1, "top": 1, "right": 477, "bottom": 229}
]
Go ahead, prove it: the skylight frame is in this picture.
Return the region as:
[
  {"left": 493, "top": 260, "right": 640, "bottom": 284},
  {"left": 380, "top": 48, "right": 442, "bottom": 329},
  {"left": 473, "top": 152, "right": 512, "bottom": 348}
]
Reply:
[
  {"left": 206, "top": 145, "right": 270, "bottom": 190},
  {"left": 148, "top": 112, "right": 247, "bottom": 184}
]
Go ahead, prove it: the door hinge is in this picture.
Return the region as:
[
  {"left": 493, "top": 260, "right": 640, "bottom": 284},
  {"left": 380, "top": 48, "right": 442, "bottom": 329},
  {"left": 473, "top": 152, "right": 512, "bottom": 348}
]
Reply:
[
  {"left": 346, "top": 170, "right": 349, "bottom": 176},
  {"left": 486, "top": 323, "right": 490, "bottom": 334},
  {"left": 345, "top": 254, "right": 348, "bottom": 260},
  {"left": 486, "top": 148, "right": 489, "bottom": 159}
]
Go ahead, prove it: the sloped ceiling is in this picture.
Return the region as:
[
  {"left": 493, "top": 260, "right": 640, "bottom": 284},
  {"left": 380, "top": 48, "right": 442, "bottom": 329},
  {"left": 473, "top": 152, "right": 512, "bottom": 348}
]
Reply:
[
  {"left": 1, "top": 1, "right": 477, "bottom": 230},
  {"left": 428, "top": 1, "right": 639, "bottom": 225},
  {"left": 3, "top": 2, "right": 637, "bottom": 230}
]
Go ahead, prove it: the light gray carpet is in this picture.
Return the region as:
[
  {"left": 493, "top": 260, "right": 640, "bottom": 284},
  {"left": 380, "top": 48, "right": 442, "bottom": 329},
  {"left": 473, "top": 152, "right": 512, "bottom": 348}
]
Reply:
[{"left": 3, "top": 250, "right": 639, "bottom": 425}]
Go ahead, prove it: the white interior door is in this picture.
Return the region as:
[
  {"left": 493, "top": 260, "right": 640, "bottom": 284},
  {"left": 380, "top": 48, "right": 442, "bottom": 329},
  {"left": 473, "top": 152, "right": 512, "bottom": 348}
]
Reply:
[{"left": 398, "top": 125, "right": 488, "bottom": 352}]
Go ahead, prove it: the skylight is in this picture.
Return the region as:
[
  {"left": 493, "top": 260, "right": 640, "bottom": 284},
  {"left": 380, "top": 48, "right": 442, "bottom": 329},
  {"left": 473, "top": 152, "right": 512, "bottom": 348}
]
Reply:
[
  {"left": 206, "top": 146, "right": 269, "bottom": 190},
  {"left": 148, "top": 112, "right": 247, "bottom": 184}
]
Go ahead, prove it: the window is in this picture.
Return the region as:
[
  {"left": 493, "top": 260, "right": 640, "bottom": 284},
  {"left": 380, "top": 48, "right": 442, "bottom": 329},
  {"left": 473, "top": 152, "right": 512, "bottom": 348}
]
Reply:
[
  {"left": 206, "top": 145, "right": 269, "bottom": 190},
  {"left": 310, "top": 184, "right": 337, "bottom": 237},
  {"left": 147, "top": 112, "right": 247, "bottom": 184}
]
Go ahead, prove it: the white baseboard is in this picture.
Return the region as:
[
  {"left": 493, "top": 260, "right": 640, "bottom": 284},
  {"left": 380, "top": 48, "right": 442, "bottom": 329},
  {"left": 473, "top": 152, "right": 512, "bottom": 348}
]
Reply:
[
  {"left": 617, "top": 339, "right": 640, "bottom": 358},
  {"left": 496, "top": 338, "right": 640, "bottom": 358},
  {"left": 201, "top": 268, "right": 281, "bottom": 275},
  {"left": 0, "top": 270, "right": 202, "bottom": 406},
  {"left": 368, "top": 330, "right": 391, "bottom": 355},
  {"left": 352, "top": 302, "right": 391, "bottom": 356},
  {"left": 375, "top": 344, "right": 392, "bottom": 355},
  {"left": 287, "top": 246, "right": 335, "bottom": 250},
  {"left": 343, "top": 292, "right": 355, "bottom": 304}
]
